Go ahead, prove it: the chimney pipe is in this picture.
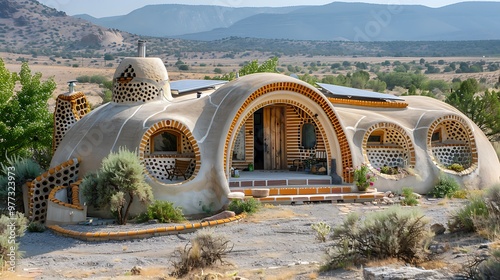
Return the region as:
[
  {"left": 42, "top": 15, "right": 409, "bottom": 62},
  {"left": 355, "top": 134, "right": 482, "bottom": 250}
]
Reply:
[
  {"left": 67, "top": 80, "right": 77, "bottom": 93},
  {"left": 138, "top": 40, "right": 147, "bottom": 57}
]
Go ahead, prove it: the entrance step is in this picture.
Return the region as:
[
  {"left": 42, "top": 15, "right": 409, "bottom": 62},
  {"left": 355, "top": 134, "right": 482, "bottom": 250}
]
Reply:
[
  {"left": 231, "top": 186, "right": 385, "bottom": 204},
  {"left": 229, "top": 178, "right": 331, "bottom": 188}
]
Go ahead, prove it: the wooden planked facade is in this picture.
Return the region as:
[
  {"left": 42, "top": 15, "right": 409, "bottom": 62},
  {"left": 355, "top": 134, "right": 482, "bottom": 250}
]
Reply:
[{"left": 231, "top": 104, "right": 326, "bottom": 171}]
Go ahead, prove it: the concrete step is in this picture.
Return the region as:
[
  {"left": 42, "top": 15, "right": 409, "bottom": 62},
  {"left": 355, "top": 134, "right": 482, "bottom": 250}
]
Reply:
[
  {"left": 230, "top": 186, "right": 384, "bottom": 205},
  {"left": 255, "top": 192, "right": 385, "bottom": 204},
  {"left": 229, "top": 178, "right": 332, "bottom": 188},
  {"left": 232, "top": 185, "right": 354, "bottom": 196}
]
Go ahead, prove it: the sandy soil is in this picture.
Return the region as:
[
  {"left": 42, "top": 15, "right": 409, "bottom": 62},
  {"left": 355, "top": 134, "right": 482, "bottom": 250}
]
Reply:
[{"left": 3, "top": 198, "right": 492, "bottom": 280}]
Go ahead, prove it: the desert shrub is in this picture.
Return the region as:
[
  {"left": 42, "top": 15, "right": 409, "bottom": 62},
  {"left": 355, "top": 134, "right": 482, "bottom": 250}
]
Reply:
[
  {"left": 311, "top": 221, "right": 331, "bottom": 242},
  {"left": 0, "top": 212, "right": 27, "bottom": 270},
  {"left": 401, "top": 187, "right": 419, "bottom": 206},
  {"left": 136, "top": 200, "right": 184, "bottom": 223},
  {"left": 170, "top": 228, "right": 232, "bottom": 277},
  {"left": 379, "top": 165, "right": 401, "bottom": 175},
  {"left": 461, "top": 249, "right": 500, "bottom": 279},
  {"left": 476, "top": 249, "right": 500, "bottom": 279},
  {"left": 452, "top": 189, "right": 469, "bottom": 199},
  {"left": 80, "top": 148, "right": 153, "bottom": 225},
  {"left": 429, "top": 173, "right": 460, "bottom": 198},
  {"left": 0, "top": 156, "right": 43, "bottom": 213},
  {"left": 447, "top": 163, "right": 465, "bottom": 172},
  {"left": 227, "top": 198, "right": 260, "bottom": 215},
  {"left": 76, "top": 74, "right": 109, "bottom": 85},
  {"left": 324, "top": 206, "right": 432, "bottom": 269},
  {"left": 448, "top": 195, "right": 488, "bottom": 233},
  {"left": 475, "top": 185, "right": 500, "bottom": 239},
  {"left": 26, "top": 221, "right": 46, "bottom": 232}
]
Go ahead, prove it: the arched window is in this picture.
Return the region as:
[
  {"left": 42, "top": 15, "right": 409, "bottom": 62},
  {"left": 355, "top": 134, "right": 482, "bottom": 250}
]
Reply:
[
  {"left": 152, "top": 130, "right": 181, "bottom": 153},
  {"left": 302, "top": 123, "right": 316, "bottom": 149}
]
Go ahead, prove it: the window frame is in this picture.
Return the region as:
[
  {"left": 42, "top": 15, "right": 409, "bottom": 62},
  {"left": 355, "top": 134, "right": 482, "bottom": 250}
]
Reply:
[
  {"left": 367, "top": 130, "right": 384, "bottom": 145},
  {"left": 301, "top": 122, "right": 317, "bottom": 150},
  {"left": 232, "top": 125, "right": 246, "bottom": 161},
  {"left": 151, "top": 129, "right": 182, "bottom": 154}
]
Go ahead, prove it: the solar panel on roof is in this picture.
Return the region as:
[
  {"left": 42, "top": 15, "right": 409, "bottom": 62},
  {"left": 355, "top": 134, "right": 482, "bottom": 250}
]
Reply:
[
  {"left": 317, "top": 83, "right": 404, "bottom": 101},
  {"left": 170, "top": 79, "right": 227, "bottom": 94}
]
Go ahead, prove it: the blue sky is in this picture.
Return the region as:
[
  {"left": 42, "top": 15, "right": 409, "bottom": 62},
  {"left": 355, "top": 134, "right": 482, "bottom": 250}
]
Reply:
[{"left": 38, "top": 0, "right": 496, "bottom": 18}]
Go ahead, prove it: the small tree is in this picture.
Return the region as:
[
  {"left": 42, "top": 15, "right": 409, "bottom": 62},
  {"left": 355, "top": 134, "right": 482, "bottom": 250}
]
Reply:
[
  {"left": 445, "top": 78, "right": 500, "bottom": 141},
  {"left": 208, "top": 57, "right": 279, "bottom": 81},
  {"left": 0, "top": 59, "right": 56, "bottom": 168},
  {"left": 81, "top": 148, "right": 153, "bottom": 225}
]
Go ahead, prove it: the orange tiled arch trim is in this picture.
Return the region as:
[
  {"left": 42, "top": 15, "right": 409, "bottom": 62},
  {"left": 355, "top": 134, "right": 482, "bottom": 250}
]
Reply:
[
  {"left": 427, "top": 114, "right": 478, "bottom": 175},
  {"left": 229, "top": 99, "right": 333, "bottom": 173},
  {"left": 139, "top": 120, "right": 201, "bottom": 183},
  {"left": 48, "top": 181, "right": 84, "bottom": 211},
  {"left": 46, "top": 213, "right": 246, "bottom": 241},
  {"left": 362, "top": 122, "right": 417, "bottom": 179},
  {"left": 328, "top": 97, "right": 408, "bottom": 108},
  {"left": 224, "top": 82, "right": 353, "bottom": 182}
]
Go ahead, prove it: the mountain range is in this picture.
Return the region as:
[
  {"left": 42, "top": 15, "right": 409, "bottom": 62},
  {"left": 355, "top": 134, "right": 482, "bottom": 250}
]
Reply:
[
  {"left": 76, "top": 1, "right": 500, "bottom": 41},
  {"left": 1, "top": 0, "right": 500, "bottom": 58}
]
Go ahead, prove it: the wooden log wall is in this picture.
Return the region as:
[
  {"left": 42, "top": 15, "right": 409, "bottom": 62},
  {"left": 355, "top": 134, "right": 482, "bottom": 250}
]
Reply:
[{"left": 230, "top": 105, "right": 325, "bottom": 170}]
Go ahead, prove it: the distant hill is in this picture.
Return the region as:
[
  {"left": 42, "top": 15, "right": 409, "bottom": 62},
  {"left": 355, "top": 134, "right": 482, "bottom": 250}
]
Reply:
[
  {"left": 1, "top": 0, "right": 500, "bottom": 58},
  {"left": 74, "top": 5, "right": 303, "bottom": 37},
  {"left": 0, "top": 0, "right": 138, "bottom": 55},
  {"left": 77, "top": 2, "right": 500, "bottom": 41}
]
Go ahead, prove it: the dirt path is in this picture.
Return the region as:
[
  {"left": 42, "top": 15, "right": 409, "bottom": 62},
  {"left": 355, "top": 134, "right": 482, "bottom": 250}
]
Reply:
[{"left": 5, "top": 198, "right": 484, "bottom": 279}]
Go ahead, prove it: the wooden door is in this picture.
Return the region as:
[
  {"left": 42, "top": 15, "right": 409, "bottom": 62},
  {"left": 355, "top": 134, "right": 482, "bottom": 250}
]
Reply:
[{"left": 263, "top": 106, "right": 286, "bottom": 170}]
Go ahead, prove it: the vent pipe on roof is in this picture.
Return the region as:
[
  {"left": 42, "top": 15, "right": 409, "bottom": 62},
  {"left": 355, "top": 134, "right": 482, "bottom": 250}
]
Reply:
[
  {"left": 67, "top": 80, "right": 77, "bottom": 93},
  {"left": 138, "top": 40, "right": 147, "bottom": 57}
]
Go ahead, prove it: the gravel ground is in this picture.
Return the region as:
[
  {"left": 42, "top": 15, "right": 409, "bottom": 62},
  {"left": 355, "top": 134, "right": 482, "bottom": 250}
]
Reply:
[{"left": 10, "top": 198, "right": 477, "bottom": 280}]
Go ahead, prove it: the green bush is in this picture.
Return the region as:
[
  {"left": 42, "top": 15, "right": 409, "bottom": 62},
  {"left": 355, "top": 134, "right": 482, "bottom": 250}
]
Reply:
[
  {"left": 379, "top": 165, "right": 399, "bottom": 175},
  {"left": 448, "top": 195, "right": 488, "bottom": 233},
  {"left": 137, "top": 200, "right": 184, "bottom": 223},
  {"left": 324, "top": 206, "right": 432, "bottom": 269},
  {"left": 447, "top": 163, "right": 465, "bottom": 172},
  {"left": 227, "top": 198, "right": 261, "bottom": 215},
  {"left": 401, "top": 187, "right": 419, "bottom": 206},
  {"left": 429, "top": 173, "right": 460, "bottom": 198},
  {"left": 0, "top": 212, "right": 27, "bottom": 270},
  {"left": 27, "top": 221, "right": 46, "bottom": 232}
]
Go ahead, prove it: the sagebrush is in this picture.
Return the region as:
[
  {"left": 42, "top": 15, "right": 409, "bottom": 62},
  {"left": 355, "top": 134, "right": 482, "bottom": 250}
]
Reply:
[
  {"left": 474, "top": 184, "right": 500, "bottom": 239},
  {"left": 324, "top": 206, "right": 432, "bottom": 270},
  {"left": 0, "top": 213, "right": 27, "bottom": 270},
  {"left": 170, "top": 228, "right": 232, "bottom": 277},
  {"left": 80, "top": 147, "right": 153, "bottom": 225},
  {"left": 448, "top": 195, "right": 488, "bottom": 233},
  {"left": 311, "top": 221, "right": 331, "bottom": 243}
]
